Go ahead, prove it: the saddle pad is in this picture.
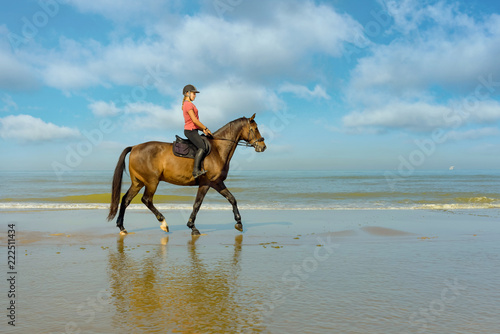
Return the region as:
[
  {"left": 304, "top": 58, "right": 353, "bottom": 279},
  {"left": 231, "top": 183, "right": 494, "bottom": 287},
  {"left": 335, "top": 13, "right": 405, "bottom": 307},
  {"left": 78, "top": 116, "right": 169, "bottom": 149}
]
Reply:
[
  {"left": 172, "top": 135, "right": 211, "bottom": 159},
  {"left": 173, "top": 142, "right": 190, "bottom": 156}
]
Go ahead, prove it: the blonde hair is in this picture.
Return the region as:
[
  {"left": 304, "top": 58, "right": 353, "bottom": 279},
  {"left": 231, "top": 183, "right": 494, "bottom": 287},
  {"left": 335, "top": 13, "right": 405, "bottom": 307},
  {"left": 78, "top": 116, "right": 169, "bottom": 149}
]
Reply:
[{"left": 181, "top": 93, "right": 190, "bottom": 110}]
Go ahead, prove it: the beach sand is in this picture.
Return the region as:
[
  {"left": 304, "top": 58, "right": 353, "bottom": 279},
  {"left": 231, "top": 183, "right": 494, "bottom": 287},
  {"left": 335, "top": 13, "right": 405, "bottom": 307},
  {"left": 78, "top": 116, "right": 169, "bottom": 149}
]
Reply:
[{"left": 1, "top": 208, "right": 499, "bottom": 333}]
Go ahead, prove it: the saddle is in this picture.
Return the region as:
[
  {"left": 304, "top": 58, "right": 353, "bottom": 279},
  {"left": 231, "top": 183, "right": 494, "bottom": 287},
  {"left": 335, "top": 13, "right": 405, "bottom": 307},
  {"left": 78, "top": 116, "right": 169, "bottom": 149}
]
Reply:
[{"left": 172, "top": 135, "right": 212, "bottom": 159}]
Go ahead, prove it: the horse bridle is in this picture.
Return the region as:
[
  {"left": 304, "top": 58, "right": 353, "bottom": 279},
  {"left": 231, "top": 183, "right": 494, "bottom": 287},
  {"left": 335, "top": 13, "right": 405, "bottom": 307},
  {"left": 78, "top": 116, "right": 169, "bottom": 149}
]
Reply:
[
  {"left": 245, "top": 126, "right": 265, "bottom": 148},
  {"left": 212, "top": 120, "right": 265, "bottom": 148}
]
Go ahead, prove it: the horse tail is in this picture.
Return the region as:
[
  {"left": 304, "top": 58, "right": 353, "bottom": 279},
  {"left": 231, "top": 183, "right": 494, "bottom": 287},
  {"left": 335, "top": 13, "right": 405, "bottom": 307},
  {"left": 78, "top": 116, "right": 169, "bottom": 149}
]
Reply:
[{"left": 107, "top": 146, "right": 133, "bottom": 221}]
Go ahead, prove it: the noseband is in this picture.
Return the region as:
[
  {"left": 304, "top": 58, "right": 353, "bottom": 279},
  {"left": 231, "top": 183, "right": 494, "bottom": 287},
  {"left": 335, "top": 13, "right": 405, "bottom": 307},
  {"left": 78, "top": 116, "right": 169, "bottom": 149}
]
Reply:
[
  {"left": 246, "top": 126, "right": 265, "bottom": 148},
  {"left": 212, "top": 119, "right": 265, "bottom": 148}
]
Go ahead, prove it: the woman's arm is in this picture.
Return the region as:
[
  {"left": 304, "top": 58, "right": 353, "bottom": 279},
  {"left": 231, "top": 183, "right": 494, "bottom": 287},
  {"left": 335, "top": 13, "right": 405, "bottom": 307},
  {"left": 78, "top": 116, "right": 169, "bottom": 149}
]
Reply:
[{"left": 187, "top": 109, "right": 213, "bottom": 136}]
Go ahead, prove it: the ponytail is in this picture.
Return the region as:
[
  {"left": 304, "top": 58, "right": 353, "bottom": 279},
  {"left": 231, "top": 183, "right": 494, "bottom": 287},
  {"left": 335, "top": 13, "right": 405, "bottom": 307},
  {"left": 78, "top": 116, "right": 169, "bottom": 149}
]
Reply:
[{"left": 181, "top": 94, "right": 189, "bottom": 110}]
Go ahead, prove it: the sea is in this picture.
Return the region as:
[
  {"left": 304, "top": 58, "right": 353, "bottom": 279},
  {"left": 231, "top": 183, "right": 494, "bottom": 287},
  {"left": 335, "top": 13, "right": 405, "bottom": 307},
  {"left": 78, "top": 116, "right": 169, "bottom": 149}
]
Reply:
[
  {"left": 1, "top": 169, "right": 499, "bottom": 211},
  {"left": 2, "top": 169, "right": 500, "bottom": 334}
]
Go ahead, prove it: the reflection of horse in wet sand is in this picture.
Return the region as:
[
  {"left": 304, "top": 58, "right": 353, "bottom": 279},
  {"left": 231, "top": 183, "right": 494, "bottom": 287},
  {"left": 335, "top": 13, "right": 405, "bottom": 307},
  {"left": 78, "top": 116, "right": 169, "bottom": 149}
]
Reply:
[
  {"left": 107, "top": 114, "right": 266, "bottom": 235},
  {"left": 106, "top": 235, "right": 264, "bottom": 332}
]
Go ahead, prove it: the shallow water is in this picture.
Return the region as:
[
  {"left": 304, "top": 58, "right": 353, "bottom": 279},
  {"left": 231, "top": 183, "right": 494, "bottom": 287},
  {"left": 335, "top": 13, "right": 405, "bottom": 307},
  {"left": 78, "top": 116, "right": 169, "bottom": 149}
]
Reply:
[
  {"left": 1, "top": 169, "right": 500, "bottom": 210},
  {"left": 2, "top": 209, "right": 500, "bottom": 333}
]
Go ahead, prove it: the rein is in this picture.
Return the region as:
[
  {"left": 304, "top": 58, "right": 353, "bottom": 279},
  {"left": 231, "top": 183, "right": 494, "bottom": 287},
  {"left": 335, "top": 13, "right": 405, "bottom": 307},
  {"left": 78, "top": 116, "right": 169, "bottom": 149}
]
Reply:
[
  {"left": 210, "top": 120, "right": 265, "bottom": 148},
  {"left": 211, "top": 136, "right": 261, "bottom": 148}
]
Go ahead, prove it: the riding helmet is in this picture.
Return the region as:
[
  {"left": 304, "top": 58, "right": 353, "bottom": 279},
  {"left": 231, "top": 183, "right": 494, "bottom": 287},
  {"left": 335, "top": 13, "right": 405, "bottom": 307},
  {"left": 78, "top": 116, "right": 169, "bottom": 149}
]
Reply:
[{"left": 183, "top": 84, "right": 200, "bottom": 95}]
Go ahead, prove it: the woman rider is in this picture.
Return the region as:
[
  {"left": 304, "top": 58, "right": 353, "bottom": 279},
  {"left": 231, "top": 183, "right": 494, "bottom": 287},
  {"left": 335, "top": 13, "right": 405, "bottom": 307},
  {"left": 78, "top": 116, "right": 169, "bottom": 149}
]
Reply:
[{"left": 182, "top": 84, "right": 213, "bottom": 178}]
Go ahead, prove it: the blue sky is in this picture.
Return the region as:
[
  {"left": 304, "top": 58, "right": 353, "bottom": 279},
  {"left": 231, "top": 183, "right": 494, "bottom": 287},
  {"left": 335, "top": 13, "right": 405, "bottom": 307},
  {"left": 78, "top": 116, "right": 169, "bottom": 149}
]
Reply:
[{"left": 1, "top": 0, "right": 500, "bottom": 172}]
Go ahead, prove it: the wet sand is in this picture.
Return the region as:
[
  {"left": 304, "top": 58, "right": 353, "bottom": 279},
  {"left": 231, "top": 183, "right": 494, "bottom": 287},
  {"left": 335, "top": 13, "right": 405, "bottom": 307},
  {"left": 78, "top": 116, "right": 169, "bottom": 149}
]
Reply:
[{"left": 1, "top": 209, "right": 499, "bottom": 333}]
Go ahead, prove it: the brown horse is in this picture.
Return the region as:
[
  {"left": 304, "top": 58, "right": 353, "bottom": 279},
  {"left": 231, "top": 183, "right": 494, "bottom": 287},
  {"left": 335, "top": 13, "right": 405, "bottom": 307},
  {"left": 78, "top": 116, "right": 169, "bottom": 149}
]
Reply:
[{"left": 107, "top": 114, "right": 266, "bottom": 235}]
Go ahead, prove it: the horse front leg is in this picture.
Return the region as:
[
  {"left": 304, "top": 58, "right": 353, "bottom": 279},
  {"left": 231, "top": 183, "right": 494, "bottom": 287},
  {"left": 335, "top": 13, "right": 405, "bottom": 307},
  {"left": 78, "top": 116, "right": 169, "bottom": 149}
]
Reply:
[
  {"left": 214, "top": 182, "right": 242, "bottom": 232},
  {"left": 188, "top": 184, "right": 210, "bottom": 235}
]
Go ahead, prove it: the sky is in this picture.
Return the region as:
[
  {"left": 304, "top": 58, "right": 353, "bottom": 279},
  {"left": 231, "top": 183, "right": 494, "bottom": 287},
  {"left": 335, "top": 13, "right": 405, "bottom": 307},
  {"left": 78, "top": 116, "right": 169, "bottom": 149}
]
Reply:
[{"left": 1, "top": 0, "right": 500, "bottom": 173}]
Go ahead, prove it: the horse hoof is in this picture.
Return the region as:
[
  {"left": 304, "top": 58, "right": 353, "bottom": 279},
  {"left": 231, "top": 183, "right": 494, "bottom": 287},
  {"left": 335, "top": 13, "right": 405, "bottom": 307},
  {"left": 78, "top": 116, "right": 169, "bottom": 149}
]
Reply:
[
  {"left": 191, "top": 229, "right": 201, "bottom": 236},
  {"left": 235, "top": 223, "right": 243, "bottom": 232},
  {"left": 120, "top": 230, "right": 128, "bottom": 236},
  {"left": 160, "top": 220, "right": 169, "bottom": 233}
]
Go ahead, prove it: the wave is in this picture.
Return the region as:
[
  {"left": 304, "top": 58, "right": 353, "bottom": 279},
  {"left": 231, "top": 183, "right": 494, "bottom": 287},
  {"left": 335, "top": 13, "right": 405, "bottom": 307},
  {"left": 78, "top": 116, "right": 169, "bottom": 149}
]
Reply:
[
  {"left": 1, "top": 201, "right": 499, "bottom": 211},
  {"left": 454, "top": 196, "right": 499, "bottom": 204}
]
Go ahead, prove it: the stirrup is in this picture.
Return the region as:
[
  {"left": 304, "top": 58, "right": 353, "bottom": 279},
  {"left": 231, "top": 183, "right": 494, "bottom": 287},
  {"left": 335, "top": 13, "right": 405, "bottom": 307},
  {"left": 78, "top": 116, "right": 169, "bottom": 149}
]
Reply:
[{"left": 192, "top": 169, "right": 207, "bottom": 178}]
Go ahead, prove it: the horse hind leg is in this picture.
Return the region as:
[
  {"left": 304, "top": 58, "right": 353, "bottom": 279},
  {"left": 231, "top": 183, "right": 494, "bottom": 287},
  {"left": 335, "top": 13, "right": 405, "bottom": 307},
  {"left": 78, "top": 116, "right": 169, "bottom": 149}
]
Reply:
[
  {"left": 116, "top": 182, "right": 143, "bottom": 235},
  {"left": 188, "top": 184, "right": 210, "bottom": 236},
  {"left": 142, "top": 184, "right": 169, "bottom": 233}
]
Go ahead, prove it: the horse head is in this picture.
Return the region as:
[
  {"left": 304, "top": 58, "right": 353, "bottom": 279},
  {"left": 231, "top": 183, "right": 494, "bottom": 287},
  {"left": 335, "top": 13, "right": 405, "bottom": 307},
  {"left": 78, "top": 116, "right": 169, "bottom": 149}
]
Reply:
[{"left": 242, "top": 113, "right": 266, "bottom": 152}]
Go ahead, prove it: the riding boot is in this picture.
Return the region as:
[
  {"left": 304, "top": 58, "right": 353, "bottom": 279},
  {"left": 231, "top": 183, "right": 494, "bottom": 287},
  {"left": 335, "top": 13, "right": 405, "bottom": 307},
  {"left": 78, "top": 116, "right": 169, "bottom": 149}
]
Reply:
[{"left": 192, "top": 148, "right": 207, "bottom": 178}]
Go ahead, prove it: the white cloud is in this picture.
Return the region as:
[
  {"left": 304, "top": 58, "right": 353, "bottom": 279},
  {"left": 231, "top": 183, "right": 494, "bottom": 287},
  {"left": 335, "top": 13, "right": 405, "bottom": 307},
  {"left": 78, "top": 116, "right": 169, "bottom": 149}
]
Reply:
[
  {"left": 89, "top": 101, "right": 121, "bottom": 117},
  {"left": 43, "top": 63, "right": 102, "bottom": 91},
  {"left": 278, "top": 83, "right": 330, "bottom": 100},
  {"left": 197, "top": 80, "right": 285, "bottom": 123},
  {"left": 343, "top": 101, "right": 451, "bottom": 132},
  {"left": 384, "top": 0, "right": 476, "bottom": 34},
  {"left": 464, "top": 99, "right": 500, "bottom": 123},
  {"left": 28, "top": 1, "right": 363, "bottom": 93},
  {"left": 164, "top": 2, "right": 363, "bottom": 77},
  {"left": 0, "top": 49, "right": 39, "bottom": 91},
  {"left": 88, "top": 100, "right": 185, "bottom": 131},
  {"left": 348, "top": 27, "right": 500, "bottom": 103},
  {"left": 95, "top": 80, "right": 285, "bottom": 131},
  {"left": 88, "top": 100, "right": 182, "bottom": 130},
  {"left": 446, "top": 127, "right": 500, "bottom": 141},
  {"left": 348, "top": 1, "right": 500, "bottom": 98},
  {"left": 0, "top": 115, "right": 80, "bottom": 142},
  {"left": 343, "top": 99, "right": 500, "bottom": 132},
  {"left": 343, "top": 1, "right": 500, "bottom": 133},
  {"left": 123, "top": 101, "right": 182, "bottom": 129}
]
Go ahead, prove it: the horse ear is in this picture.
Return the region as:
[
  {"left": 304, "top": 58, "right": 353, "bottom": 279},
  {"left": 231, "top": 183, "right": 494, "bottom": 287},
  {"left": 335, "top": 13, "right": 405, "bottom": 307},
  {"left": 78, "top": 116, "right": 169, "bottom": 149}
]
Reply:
[{"left": 249, "top": 113, "right": 256, "bottom": 121}]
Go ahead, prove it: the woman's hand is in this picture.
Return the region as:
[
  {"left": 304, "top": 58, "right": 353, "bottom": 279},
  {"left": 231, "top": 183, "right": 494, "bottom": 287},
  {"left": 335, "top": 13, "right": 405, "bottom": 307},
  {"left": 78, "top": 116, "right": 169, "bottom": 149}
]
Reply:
[{"left": 203, "top": 128, "right": 213, "bottom": 137}]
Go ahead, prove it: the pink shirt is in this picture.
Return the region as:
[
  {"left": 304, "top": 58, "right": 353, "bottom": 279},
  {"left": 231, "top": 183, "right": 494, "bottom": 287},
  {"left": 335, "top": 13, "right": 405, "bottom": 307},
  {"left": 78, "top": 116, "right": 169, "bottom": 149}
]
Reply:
[{"left": 183, "top": 101, "right": 199, "bottom": 130}]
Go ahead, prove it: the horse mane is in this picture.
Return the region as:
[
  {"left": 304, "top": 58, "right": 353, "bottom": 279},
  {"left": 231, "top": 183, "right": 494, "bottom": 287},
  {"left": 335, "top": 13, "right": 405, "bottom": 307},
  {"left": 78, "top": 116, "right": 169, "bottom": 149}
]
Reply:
[{"left": 213, "top": 117, "right": 247, "bottom": 138}]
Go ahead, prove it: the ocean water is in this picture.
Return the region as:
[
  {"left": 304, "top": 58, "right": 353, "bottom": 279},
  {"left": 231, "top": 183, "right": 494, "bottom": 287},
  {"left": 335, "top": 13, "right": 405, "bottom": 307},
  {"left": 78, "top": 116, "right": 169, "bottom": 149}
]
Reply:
[
  {"left": 2, "top": 172, "right": 500, "bottom": 334},
  {"left": 0, "top": 169, "right": 499, "bottom": 211}
]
